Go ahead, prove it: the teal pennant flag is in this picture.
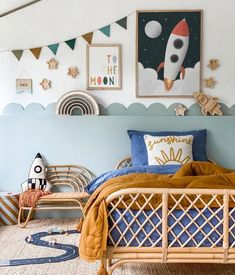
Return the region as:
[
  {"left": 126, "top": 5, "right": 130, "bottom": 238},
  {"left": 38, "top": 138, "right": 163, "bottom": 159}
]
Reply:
[
  {"left": 48, "top": 43, "right": 59, "bottom": 55},
  {"left": 116, "top": 17, "right": 127, "bottom": 29},
  {"left": 99, "top": 25, "right": 110, "bottom": 37},
  {"left": 65, "top": 38, "right": 76, "bottom": 50},
  {"left": 12, "top": 50, "right": 24, "bottom": 61}
]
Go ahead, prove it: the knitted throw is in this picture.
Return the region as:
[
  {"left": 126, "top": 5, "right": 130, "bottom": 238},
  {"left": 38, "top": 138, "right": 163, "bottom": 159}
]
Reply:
[{"left": 19, "top": 189, "right": 51, "bottom": 208}]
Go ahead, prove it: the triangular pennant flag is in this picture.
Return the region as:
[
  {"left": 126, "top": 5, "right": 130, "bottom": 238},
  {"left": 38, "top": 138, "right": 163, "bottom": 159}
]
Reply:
[
  {"left": 82, "top": 32, "right": 93, "bottom": 44},
  {"left": 30, "top": 47, "right": 42, "bottom": 59},
  {"left": 48, "top": 43, "right": 59, "bottom": 55},
  {"left": 12, "top": 50, "right": 23, "bottom": 61},
  {"left": 99, "top": 25, "right": 110, "bottom": 37},
  {"left": 116, "top": 17, "right": 127, "bottom": 30},
  {"left": 65, "top": 38, "right": 76, "bottom": 50}
]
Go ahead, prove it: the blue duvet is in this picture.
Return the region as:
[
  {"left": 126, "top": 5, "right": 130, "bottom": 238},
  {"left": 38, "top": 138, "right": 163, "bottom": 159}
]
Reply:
[{"left": 85, "top": 165, "right": 181, "bottom": 194}]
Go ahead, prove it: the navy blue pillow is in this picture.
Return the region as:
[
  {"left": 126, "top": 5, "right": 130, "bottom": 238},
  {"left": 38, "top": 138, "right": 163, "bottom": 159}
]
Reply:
[{"left": 128, "top": 129, "right": 207, "bottom": 167}]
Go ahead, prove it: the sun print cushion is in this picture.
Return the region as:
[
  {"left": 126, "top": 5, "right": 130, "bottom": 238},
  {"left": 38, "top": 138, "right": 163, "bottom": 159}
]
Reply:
[
  {"left": 144, "top": 134, "right": 194, "bottom": 165},
  {"left": 128, "top": 129, "right": 207, "bottom": 166}
]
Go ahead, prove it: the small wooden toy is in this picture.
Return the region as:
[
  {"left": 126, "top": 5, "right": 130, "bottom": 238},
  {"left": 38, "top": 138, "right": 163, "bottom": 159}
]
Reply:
[
  {"left": 49, "top": 237, "right": 57, "bottom": 245},
  {"left": 67, "top": 67, "right": 79, "bottom": 78},
  {"left": 174, "top": 104, "right": 187, "bottom": 116},
  {"left": 47, "top": 226, "right": 64, "bottom": 234},
  {"left": 26, "top": 235, "right": 32, "bottom": 243},
  {"left": 193, "top": 91, "right": 223, "bottom": 116},
  {"left": 207, "top": 59, "right": 220, "bottom": 71}
]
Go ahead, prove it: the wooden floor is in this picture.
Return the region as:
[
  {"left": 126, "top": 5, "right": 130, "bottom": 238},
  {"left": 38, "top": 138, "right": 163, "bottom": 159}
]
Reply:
[{"left": 1, "top": 219, "right": 235, "bottom": 275}]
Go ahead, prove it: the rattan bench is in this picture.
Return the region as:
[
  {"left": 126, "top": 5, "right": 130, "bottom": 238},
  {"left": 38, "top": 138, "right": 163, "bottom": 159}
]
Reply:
[{"left": 18, "top": 164, "right": 94, "bottom": 228}]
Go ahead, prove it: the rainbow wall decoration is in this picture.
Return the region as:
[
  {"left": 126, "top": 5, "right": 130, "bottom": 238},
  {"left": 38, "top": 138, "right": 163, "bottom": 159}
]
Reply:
[{"left": 56, "top": 91, "right": 100, "bottom": 115}]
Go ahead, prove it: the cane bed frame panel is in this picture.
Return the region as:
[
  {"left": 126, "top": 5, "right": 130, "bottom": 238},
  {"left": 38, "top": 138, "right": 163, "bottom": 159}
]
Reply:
[{"left": 104, "top": 188, "right": 235, "bottom": 274}]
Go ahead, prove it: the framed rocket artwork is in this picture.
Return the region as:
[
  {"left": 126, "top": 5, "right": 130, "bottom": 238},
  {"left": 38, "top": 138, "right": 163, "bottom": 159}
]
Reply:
[{"left": 136, "top": 10, "right": 202, "bottom": 97}]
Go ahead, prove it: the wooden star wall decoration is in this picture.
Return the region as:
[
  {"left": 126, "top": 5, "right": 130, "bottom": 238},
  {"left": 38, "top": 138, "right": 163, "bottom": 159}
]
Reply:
[
  {"left": 67, "top": 67, "right": 79, "bottom": 78},
  {"left": 174, "top": 105, "right": 187, "bottom": 116},
  {"left": 207, "top": 59, "right": 220, "bottom": 71},
  {"left": 40, "top": 78, "right": 51, "bottom": 90},
  {"left": 204, "top": 77, "right": 217, "bottom": 89},
  {"left": 47, "top": 58, "right": 58, "bottom": 70}
]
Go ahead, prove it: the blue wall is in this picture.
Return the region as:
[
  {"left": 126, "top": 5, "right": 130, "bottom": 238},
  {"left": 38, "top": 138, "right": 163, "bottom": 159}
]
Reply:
[
  {"left": 1, "top": 114, "right": 235, "bottom": 218},
  {"left": 1, "top": 115, "right": 235, "bottom": 192}
]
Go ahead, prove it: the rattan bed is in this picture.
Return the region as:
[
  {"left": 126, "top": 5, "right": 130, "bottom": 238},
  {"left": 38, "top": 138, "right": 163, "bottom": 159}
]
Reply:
[{"left": 100, "top": 158, "right": 235, "bottom": 274}]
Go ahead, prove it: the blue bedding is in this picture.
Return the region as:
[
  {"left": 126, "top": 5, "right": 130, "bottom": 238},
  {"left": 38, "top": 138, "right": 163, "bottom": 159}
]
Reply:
[
  {"left": 108, "top": 207, "right": 233, "bottom": 247},
  {"left": 86, "top": 164, "right": 230, "bottom": 248},
  {"left": 85, "top": 165, "right": 181, "bottom": 194}
]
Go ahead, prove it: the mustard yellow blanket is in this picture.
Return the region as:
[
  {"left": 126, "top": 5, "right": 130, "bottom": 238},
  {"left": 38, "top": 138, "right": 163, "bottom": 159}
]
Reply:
[{"left": 79, "top": 162, "right": 235, "bottom": 262}]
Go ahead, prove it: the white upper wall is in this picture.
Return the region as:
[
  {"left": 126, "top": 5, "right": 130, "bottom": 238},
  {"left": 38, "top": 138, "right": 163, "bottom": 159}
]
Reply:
[{"left": 0, "top": 0, "right": 234, "bottom": 113}]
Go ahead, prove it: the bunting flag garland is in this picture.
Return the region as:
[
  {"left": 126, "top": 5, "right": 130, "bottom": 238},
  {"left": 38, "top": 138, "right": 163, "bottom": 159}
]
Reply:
[
  {"left": 99, "top": 25, "right": 111, "bottom": 37},
  {"left": 7, "top": 12, "right": 133, "bottom": 61},
  {"left": 48, "top": 43, "right": 59, "bottom": 55},
  {"left": 65, "top": 38, "right": 76, "bottom": 50},
  {"left": 116, "top": 17, "right": 127, "bottom": 29},
  {"left": 30, "top": 47, "right": 42, "bottom": 59},
  {"left": 82, "top": 32, "right": 93, "bottom": 44},
  {"left": 12, "top": 50, "right": 24, "bottom": 61}
]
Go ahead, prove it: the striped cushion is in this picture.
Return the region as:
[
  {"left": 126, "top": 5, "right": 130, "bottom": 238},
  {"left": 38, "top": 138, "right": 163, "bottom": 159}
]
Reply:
[
  {"left": 21, "top": 178, "right": 52, "bottom": 192},
  {"left": 21, "top": 153, "right": 52, "bottom": 192}
]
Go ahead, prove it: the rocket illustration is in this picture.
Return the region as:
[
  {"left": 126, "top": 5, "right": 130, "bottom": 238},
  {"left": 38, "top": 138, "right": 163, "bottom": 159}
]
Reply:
[{"left": 157, "top": 19, "right": 189, "bottom": 91}]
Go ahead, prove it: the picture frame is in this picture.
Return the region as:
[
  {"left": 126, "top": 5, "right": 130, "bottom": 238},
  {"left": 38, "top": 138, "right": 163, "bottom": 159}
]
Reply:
[
  {"left": 136, "top": 10, "right": 202, "bottom": 97},
  {"left": 16, "top": 79, "right": 32, "bottom": 94},
  {"left": 87, "top": 44, "right": 122, "bottom": 90}
]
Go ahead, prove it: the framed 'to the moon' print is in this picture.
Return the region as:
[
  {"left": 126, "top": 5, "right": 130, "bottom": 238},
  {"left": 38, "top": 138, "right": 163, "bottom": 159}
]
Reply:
[
  {"left": 136, "top": 10, "right": 202, "bottom": 97},
  {"left": 87, "top": 44, "right": 122, "bottom": 90}
]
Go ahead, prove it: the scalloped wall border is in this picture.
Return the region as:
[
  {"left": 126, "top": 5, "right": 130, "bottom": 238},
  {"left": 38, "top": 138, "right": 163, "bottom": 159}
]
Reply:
[{"left": 2, "top": 102, "right": 235, "bottom": 116}]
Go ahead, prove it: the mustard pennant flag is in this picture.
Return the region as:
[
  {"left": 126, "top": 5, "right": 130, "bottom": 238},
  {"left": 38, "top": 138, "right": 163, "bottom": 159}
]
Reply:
[
  {"left": 12, "top": 50, "right": 24, "bottom": 61},
  {"left": 82, "top": 32, "right": 93, "bottom": 44},
  {"left": 30, "top": 47, "right": 42, "bottom": 59}
]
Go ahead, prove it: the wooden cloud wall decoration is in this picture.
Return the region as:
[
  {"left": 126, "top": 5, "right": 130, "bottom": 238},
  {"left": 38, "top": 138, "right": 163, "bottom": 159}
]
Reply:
[{"left": 56, "top": 91, "right": 99, "bottom": 115}]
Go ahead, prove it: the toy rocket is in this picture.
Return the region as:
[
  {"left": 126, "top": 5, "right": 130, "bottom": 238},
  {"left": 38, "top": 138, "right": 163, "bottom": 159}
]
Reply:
[
  {"left": 193, "top": 92, "right": 223, "bottom": 116},
  {"left": 157, "top": 19, "right": 189, "bottom": 91},
  {"left": 21, "top": 153, "right": 51, "bottom": 191},
  {"left": 28, "top": 153, "right": 45, "bottom": 179}
]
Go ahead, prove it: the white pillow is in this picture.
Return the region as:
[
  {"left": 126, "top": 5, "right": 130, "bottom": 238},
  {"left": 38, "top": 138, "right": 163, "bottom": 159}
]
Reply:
[
  {"left": 144, "top": 134, "right": 194, "bottom": 166},
  {"left": 21, "top": 153, "right": 52, "bottom": 192}
]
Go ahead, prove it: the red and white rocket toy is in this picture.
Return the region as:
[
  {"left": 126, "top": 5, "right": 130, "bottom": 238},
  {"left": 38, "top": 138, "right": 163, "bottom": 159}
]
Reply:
[{"left": 157, "top": 19, "right": 189, "bottom": 91}]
